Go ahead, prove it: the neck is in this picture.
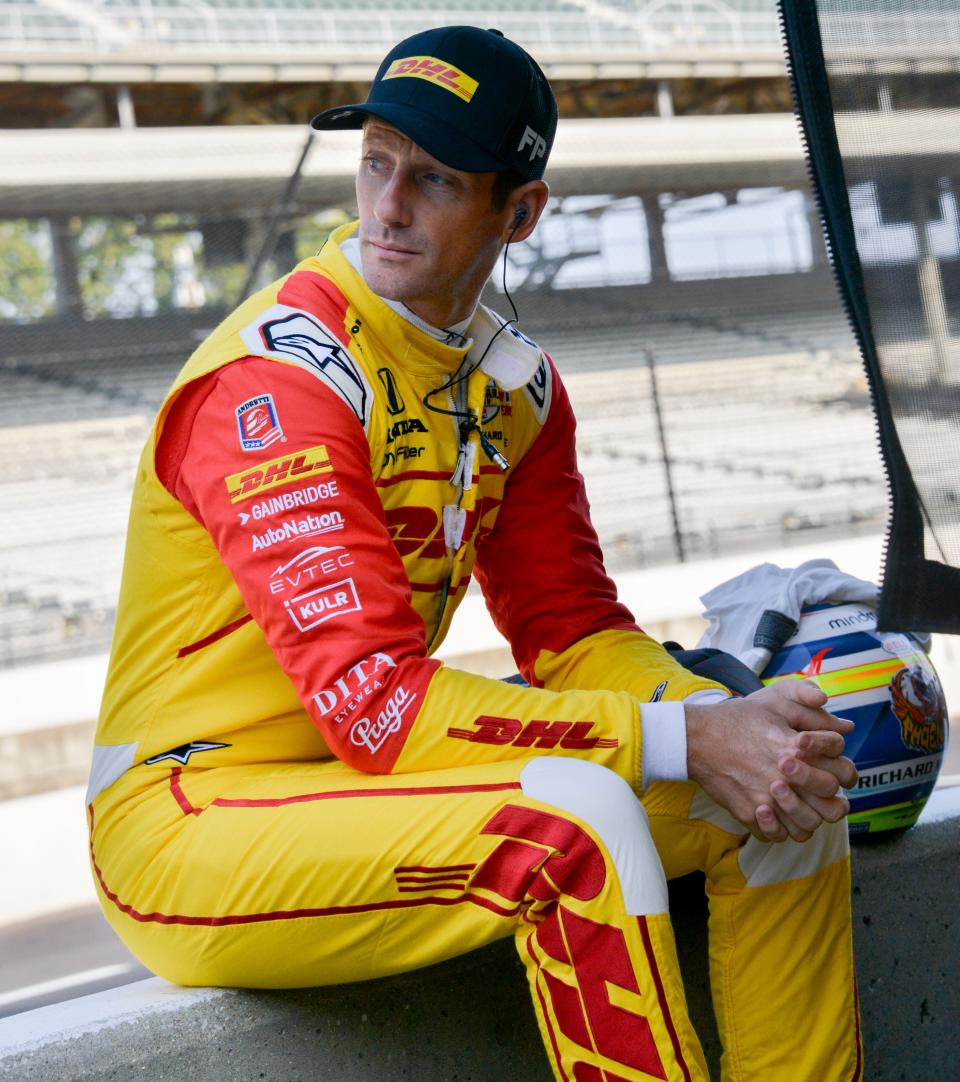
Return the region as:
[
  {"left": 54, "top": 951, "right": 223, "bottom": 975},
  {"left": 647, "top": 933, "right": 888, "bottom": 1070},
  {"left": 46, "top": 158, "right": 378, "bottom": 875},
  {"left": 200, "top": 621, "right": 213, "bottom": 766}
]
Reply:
[
  {"left": 339, "top": 236, "right": 478, "bottom": 341},
  {"left": 402, "top": 295, "right": 477, "bottom": 329}
]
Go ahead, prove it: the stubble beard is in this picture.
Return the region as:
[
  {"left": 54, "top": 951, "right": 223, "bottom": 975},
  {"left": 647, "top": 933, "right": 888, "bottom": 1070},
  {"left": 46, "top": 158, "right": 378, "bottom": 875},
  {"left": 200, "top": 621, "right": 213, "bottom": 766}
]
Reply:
[{"left": 361, "top": 249, "right": 434, "bottom": 309}]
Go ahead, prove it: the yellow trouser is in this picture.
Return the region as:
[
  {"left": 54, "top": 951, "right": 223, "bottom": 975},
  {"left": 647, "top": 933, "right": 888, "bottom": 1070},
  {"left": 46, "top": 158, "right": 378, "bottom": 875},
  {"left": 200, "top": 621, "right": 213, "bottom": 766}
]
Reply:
[{"left": 89, "top": 756, "right": 861, "bottom": 1081}]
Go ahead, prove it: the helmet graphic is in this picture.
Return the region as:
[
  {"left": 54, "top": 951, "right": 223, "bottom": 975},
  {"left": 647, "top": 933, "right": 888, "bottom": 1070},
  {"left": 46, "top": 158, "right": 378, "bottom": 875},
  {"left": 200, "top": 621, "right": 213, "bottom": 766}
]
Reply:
[{"left": 760, "top": 602, "right": 948, "bottom": 835}]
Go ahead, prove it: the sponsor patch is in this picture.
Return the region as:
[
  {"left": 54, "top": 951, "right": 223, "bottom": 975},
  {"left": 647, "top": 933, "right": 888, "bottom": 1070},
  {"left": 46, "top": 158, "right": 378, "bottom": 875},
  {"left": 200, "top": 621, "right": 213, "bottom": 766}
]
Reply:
[
  {"left": 349, "top": 686, "right": 417, "bottom": 755},
  {"left": 226, "top": 444, "right": 333, "bottom": 504},
  {"left": 383, "top": 55, "right": 478, "bottom": 102},
  {"left": 526, "top": 355, "right": 550, "bottom": 416},
  {"left": 385, "top": 417, "right": 428, "bottom": 443},
  {"left": 284, "top": 577, "right": 361, "bottom": 632},
  {"left": 483, "top": 383, "right": 512, "bottom": 422},
  {"left": 518, "top": 124, "right": 547, "bottom": 162},
  {"left": 236, "top": 393, "right": 284, "bottom": 451},
  {"left": 240, "top": 305, "right": 373, "bottom": 428},
  {"left": 268, "top": 544, "right": 354, "bottom": 594},
  {"left": 311, "top": 652, "right": 397, "bottom": 724},
  {"left": 144, "top": 741, "right": 230, "bottom": 765},
  {"left": 446, "top": 716, "right": 618, "bottom": 750},
  {"left": 378, "top": 368, "right": 405, "bottom": 416},
  {"left": 237, "top": 479, "right": 340, "bottom": 524},
  {"left": 382, "top": 446, "right": 425, "bottom": 469},
  {"left": 251, "top": 510, "right": 345, "bottom": 551}
]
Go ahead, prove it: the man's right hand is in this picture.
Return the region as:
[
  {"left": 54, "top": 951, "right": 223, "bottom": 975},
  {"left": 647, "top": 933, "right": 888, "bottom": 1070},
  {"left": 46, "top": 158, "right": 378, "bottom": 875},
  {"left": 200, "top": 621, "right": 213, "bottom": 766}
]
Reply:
[{"left": 685, "top": 679, "right": 857, "bottom": 844}]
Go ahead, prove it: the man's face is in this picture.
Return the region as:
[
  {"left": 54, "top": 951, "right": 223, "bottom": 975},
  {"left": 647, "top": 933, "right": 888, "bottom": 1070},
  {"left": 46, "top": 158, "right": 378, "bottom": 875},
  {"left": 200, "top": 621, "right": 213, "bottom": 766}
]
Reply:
[{"left": 355, "top": 118, "right": 513, "bottom": 327}]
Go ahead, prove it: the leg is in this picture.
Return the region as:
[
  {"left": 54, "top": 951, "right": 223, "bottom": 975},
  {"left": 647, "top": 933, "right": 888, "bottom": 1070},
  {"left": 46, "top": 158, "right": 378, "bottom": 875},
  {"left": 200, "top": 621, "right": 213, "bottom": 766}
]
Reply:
[
  {"left": 516, "top": 758, "right": 709, "bottom": 1082},
  {"left": 644, "top": 781, "right": 863, "bottom": 1082},
  {"left": 90, "top": 756, "right": 708, "bottom": 1080}
]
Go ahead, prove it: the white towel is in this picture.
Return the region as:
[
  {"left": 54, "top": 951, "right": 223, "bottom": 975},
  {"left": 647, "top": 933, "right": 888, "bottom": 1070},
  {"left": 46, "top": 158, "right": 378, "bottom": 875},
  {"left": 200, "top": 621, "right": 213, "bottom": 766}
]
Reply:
[{"left": 697, "top": 559, "right": 882, "bottom": 674}]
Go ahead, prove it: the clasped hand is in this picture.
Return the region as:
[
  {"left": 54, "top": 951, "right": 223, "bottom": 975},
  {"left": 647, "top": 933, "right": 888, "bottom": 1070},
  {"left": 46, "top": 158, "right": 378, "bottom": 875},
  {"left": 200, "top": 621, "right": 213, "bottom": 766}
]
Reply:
[{"left": 685, "top": 679, "right": 857, "bottom": 844}]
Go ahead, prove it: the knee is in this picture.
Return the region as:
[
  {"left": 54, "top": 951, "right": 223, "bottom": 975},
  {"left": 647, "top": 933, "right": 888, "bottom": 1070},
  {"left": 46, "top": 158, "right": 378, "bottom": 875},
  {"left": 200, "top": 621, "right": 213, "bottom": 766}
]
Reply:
[
  {"left": 738, "top": 816, "right": 850, "bottom": 887},
  {"left": 519, "top": 757, "right": 668, "bottom": 916}
]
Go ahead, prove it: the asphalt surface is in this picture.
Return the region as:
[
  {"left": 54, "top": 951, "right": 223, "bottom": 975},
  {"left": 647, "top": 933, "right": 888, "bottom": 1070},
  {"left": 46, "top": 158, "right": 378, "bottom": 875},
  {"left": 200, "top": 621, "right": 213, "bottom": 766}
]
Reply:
[{"left": 0, "top": 905, "right": 150, "bottom": 1020}]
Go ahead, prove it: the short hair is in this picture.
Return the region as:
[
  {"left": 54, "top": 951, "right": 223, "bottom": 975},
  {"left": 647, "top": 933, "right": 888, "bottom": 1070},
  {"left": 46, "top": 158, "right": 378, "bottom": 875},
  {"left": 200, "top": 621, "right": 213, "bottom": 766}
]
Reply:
[{"left": 491, "top": 169, "right": 526, "bottom": 212}]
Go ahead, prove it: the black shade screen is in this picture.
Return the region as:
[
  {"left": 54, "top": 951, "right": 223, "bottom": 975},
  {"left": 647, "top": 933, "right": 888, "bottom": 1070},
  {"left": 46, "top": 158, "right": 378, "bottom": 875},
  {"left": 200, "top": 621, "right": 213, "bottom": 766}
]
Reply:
[{"left": 780, "top": 1, "right": 960, "bottom": 632}]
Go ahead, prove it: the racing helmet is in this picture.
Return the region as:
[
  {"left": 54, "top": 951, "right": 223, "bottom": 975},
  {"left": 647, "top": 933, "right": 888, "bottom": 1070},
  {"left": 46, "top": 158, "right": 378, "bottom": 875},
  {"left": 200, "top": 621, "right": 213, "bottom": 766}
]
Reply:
[{"left": 760, "top": 601, "right": 948, "bottom": 835}]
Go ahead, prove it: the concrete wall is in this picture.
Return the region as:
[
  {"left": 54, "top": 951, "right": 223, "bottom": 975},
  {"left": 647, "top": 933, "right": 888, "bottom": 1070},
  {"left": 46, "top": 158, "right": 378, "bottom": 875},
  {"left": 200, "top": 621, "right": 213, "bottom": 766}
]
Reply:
[{"left": 2, "top": 788, "right": 957, "bottom": 1082}]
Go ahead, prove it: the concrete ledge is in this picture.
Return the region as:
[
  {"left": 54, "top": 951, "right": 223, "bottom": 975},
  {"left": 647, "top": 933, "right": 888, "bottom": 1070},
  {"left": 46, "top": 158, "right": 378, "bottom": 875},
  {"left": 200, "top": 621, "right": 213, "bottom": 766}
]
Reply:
[
  {"left": 7, "top": 532, "right": 960, "bottom": 799},
  {"left": 3, "top": 788, "right": 957, "bottom": 1081}
]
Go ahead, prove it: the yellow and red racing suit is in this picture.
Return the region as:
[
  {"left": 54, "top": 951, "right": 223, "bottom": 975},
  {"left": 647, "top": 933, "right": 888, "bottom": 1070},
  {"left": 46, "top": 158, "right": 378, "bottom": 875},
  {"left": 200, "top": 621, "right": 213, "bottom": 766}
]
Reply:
[{"left": 88, "top": 221, "right": 862, "bottom": 1081}]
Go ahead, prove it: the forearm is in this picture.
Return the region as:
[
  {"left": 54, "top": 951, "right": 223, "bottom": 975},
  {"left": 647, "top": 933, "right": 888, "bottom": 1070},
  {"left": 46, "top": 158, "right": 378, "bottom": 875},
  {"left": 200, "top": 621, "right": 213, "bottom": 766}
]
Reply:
[
  {"left": 532, "top": 626, "right": 733, "bottom": 789},
  {"left": 389, "top": 664, "right": 644, "bottom": 789}
]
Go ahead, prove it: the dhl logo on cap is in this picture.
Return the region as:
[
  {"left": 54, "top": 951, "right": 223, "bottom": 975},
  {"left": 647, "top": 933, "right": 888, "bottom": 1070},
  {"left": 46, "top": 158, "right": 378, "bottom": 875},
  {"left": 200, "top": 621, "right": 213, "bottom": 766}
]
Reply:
[{"left": 383, "top": 56, "right": 478, "bottom": 102}]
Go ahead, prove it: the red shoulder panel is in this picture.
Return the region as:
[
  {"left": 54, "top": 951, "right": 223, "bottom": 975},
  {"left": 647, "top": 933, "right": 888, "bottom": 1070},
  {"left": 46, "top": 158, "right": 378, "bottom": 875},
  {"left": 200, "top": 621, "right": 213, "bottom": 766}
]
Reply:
[{"left": 278, "top": 270, "right": 352, "bottom": 347}]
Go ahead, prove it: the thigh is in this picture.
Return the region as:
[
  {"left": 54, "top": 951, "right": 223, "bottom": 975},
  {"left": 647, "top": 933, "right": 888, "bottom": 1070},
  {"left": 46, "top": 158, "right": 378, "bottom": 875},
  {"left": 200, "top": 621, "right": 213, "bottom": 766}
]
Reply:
[{"left": 90, "top": 757, "right": 537, "bottom": 988}]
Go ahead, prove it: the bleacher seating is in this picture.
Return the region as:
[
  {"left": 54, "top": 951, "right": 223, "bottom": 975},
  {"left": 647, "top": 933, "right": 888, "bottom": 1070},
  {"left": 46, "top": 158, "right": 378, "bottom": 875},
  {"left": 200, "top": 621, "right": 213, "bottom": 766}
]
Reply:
[
  {"left": 0, "top": 271, "right": 886, "bottom": 666},
  {"left": 0, "top": 0, "right": 784, "bottom": 55}
]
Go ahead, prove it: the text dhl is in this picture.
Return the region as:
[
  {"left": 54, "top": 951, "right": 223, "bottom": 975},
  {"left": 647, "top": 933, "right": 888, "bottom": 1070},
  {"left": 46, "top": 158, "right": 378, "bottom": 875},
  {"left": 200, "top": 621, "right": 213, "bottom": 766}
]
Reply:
[
  {"left": 226, "top": 444, "right": 333, "bottom": 503},
  {"left": 383, "top": 55, "right": 478, "bottom": 102},
  {"left": 447, "top": 716, "right": 618, "bottom": 750}
]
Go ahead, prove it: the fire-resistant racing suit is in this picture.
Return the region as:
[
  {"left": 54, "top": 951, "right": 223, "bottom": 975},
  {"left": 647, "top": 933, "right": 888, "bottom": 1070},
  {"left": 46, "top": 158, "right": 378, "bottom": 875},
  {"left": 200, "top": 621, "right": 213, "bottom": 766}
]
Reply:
[{"left": 88, "top": 220, "right": 862, "bottom": 1082}]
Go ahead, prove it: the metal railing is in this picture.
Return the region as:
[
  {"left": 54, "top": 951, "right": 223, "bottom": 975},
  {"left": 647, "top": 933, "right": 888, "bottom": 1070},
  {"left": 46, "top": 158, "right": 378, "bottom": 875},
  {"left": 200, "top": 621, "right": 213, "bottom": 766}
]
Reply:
[{"left": 0, "top": 0, "right": 783, "bottom": 55}]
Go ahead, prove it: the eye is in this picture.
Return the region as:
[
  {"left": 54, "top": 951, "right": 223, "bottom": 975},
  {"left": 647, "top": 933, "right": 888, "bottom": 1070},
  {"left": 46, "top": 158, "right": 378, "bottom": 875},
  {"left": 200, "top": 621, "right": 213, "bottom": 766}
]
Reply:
[
  {"left": 423, "top": 171, "right": 451, "bottom": 188},
  {"left": 363, "top": 154, "right": 386, "bottom": 174}
]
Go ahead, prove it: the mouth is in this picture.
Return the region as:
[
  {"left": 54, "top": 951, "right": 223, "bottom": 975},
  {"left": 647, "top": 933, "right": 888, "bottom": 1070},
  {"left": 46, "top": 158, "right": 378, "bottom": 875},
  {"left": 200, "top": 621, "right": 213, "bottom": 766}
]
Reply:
[{"left": 366, "top": 238, "right": 419, "bottom": 259}]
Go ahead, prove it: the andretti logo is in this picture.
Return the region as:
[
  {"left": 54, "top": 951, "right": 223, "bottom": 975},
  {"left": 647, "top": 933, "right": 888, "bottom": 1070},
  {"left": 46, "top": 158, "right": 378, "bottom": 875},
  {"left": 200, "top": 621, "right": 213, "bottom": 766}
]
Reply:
[
  {"left": 383, "top": 55, "right": 478, "bottom": 102},
  {"left": 236, "top": 393, "right": 284, "bottom": 452},
  {"left": 226, "top": 445, "right": 332, "bottom": 503}
]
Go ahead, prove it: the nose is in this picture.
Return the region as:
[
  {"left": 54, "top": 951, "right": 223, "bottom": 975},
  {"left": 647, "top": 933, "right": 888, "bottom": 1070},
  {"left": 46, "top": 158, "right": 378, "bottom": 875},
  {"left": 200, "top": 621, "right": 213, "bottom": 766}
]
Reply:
[{"left": 374, "top": 168, "right": 413, "bottom": 230}]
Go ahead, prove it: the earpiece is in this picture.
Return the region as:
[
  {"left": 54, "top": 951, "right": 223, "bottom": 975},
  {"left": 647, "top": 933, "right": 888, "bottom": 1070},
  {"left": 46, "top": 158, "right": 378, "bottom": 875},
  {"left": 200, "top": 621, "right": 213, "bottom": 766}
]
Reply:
[{"left": 514, "top": 205, "right": 528, "bottom": 224}]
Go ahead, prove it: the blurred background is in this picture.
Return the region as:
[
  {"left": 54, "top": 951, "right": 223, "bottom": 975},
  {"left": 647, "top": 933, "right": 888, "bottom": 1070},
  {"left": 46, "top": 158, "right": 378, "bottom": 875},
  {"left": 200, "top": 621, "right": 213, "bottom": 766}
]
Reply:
[{"left": 0, "top": 0, "right": 956, "bottom": 1020}]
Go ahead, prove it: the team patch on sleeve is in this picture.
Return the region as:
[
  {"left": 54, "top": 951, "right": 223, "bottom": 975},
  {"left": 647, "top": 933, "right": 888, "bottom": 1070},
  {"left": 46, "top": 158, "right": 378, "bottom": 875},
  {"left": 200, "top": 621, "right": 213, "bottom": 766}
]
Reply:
[
  {"left": 236, "top": 393, "right": 285, "bottom": 451},
  {"left": 240, "top": 303, "right": 373, "bottom": 429}
]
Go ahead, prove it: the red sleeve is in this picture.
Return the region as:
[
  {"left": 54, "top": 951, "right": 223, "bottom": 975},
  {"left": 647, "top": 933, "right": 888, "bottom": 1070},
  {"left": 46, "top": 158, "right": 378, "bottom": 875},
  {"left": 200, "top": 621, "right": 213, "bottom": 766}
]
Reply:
[
  {"left": 473, "top": 356, "right": 641, "bottom": 684},
  {"left": 158, "top": 355, "right": 647, "bottom": 783},
  {"left": 158, "top": 356, "right": 441, "bottom": 773}
]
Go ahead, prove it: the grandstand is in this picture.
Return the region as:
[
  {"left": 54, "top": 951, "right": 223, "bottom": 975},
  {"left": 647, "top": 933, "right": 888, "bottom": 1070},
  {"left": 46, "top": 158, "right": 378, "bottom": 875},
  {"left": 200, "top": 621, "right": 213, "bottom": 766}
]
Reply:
[
  {"left": 0, "top": 0, "right": 794, "bottom": 130},
  {"left": 0, "top": 267, "right": 882, "bottom": 668},
  {"left": 3, "top": 0, "right": 938, "bottom": 668},
  {"left": 0, "top": 0, "right": 783, "bottom": 63}
]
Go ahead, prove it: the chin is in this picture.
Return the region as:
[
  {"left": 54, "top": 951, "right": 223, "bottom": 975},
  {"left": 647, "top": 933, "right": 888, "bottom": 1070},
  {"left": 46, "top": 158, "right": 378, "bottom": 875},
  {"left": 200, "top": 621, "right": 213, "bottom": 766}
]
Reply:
[
  {"left": 365, "top": 272, "right": 411, "bottom": 304},
  {"left": 363, "top": 264, "right": 423, "bottom": 306}
]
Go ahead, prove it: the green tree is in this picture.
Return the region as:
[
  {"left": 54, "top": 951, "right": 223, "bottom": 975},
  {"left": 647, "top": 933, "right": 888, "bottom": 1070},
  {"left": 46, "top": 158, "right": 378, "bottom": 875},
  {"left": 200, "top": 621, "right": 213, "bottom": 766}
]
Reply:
[
  {"left": 0, "top": 220, "right": 55, "bottom": 321},
  {"left": 75, "top": 217, "right": 155, "bottom": 318}
]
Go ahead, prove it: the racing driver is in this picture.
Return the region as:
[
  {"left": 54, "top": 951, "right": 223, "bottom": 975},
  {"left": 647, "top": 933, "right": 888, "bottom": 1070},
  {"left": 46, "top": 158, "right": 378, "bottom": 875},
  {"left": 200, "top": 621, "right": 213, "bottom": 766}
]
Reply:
[{"left": 88, "top": 25, "right": 863, "bottom": 1082}]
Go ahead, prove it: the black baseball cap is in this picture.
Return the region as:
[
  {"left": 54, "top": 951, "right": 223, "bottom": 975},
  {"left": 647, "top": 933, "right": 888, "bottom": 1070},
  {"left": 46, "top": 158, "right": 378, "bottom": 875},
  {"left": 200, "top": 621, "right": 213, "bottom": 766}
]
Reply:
[{"left": 311, "top": 26, "right": 557, "bottom": 182}]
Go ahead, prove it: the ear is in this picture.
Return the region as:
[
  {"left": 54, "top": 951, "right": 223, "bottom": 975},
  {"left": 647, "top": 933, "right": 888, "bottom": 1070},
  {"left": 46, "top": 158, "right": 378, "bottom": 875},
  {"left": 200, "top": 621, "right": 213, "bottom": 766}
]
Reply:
[{"left": 504, "top": 180, "right": 550, "bottom": 242}]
